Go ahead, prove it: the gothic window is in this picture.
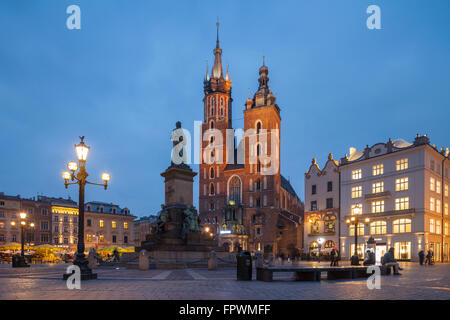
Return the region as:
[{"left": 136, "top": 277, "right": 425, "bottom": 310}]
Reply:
[
  {"left": 256, "top": 121, "right": 262, "bottom": 134},
  {"left": 220, "top": 108, "right": 224, "bottom": 116},
  {"left": 210, "top": 121, "right": 214, "bottom": 129},
  {"left": 210, "top": 202, "right": 215, "bottom": 211},
  {"left": 257, "top": 161, "right": 261, "bottom": 173},
  {"left": 256, "top": 197, "right": 261, "bottom": 208},
  {"left": 229, "top": 176, "right": 241, "bottom": 204},
  {"left": 256, "top": 179, "right": 261, "bottom": 191},
  {"left": 210, "top": 167, "right": 214, "bottom": 179},
  {"left": 210, "top": 183, "right": 215, "bottom": 195},
  {"left": 221, "top": 98, "right": 224, "bottom": 106},
  {"left": 210, "top": 136, "right": 214, "bottom": 144},
  {"left": 256, "top": 144, "right": 261, "bottom": 156}
]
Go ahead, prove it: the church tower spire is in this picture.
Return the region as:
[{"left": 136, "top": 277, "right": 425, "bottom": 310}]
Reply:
[{"left": 212, "top": 22, "right": 223, "bottom": 79}]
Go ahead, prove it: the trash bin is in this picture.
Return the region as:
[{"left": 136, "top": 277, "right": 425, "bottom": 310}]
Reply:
[
  {"left": 236, "top": 250, "right": 252, "bottom": 281},
  {"left": 12, "top": 254, "right": 20, "bottom": 268}
]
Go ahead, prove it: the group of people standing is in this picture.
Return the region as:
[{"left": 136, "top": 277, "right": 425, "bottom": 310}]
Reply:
[{"left": 418, "top": 249, "right": 434, "bottom": 265}]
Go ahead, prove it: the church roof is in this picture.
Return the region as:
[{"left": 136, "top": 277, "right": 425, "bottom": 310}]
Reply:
[{"left": 281, "top": 175, "right": 297, "bottom": 198}]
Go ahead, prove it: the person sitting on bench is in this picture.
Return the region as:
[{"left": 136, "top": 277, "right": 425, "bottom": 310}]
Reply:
[
  {"left": 363, "top": 250, "right": 375, "bottom": 266},
  {"left": 381, "top": 247, "right": 401, "bottom": 275}
]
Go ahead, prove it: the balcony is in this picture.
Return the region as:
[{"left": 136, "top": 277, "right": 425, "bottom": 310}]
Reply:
[
  {"left": 344, "top": 208, "right": 415, "bottom": 220},
  {"left": 364, "top": 191, "right": 391, "bottom": 201}
]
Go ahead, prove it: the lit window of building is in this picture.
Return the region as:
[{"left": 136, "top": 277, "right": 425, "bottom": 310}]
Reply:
[
  {"left": 429, "top": 219, "right": 435, "bottom": 233},
  {"left": 99, "top": 220, "right": 104, "bottom": 228},
  {"left": 372, "top": 164, "right": 384, "bottom": 176},
  {"left": 436, "top": 199, "right": 441, "bottom": 213},
  {"left": 395, "top": 197, "right": 409, "bottom": 211},
  {"left": 99, "top": 234, "right": 104, "bottom": 242},
  {"left": 372, "top": 182, "right": 384, "bottom": 194},
  {"left": 430, "top": 177, "right": 435, "bottom": 192},
  {"left": 436, "top": 220, "right": 441, "bottom": 234},
  {"left": 87, "top": 234, "right": 92, "bottom": 242},
  {"left": 124, "top": 222, "right": 128, "bottom": 229},
  {"left": 445, "top": 184, "right": 448, "bottom": 197},
  {"left": 445, "top": 203, "right": 449, "bottom": 215},
  {"left": 371, "top": 200, "right": 384, "bottom": 213},
  {"left": 393, "top": 218, "right": 411, "bottom": 233},
  {"left": 352, "top": 169, "right": 362, "bottom": 180},
  {"left": 395, "top": 177, "right": 409, "bottom": 191},
  {"left": 370, "top": 221, "right": 386, "bottom": 235},
  {"left": 351, "top": 203, "right": 362, "bottom": 215},
  {"left": 349, "top": 223, "right": 364, "bottom": 236},
  {"left": 436, "top": 181, "right": 441, "bottom": 194},
  {"left": 112, "top": 221, "right": 117, "bottom": 229},
  {"left": 445, "top": 222, "right": 449, "bottom": 236},
  {"left": 430, "top": 197, "right": 435, "bottom": 211},
  {"left": 394, "top": 242, "right": 411, "bottom": 260},
  {"left": 396, "top": 158, "right": 408, "bottom": 171},
  {"left": 351, "top": 186, "right": 362, "bottom": 198}
]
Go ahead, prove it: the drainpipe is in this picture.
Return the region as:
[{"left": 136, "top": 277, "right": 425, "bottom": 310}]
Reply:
[
  {"left": 338, "top": 170, "right": 341, "bottom": 255},
  {"left": 441, "top": 152, "right": 448, "bottom": 262}
]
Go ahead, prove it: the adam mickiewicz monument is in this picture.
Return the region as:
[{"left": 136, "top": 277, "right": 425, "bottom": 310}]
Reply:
[{"left": 136, "top": 122, "right": 234, "bottom": 269}]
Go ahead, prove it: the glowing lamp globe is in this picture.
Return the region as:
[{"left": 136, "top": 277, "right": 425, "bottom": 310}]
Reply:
[
  {"left": 62, "top": 171, "right": 71, "bottom": 181},
  {"left": 75, "top": 139, "right": 90, "bottom": 161},
  {"left": 67, "top": 161, "right": 78, "bottom": 172},
  {"left": 101, "top": 172, "right": 111, "bottom": 182},
  {"left": 19, "top": 212, "right": 27, "bottom": 219}
]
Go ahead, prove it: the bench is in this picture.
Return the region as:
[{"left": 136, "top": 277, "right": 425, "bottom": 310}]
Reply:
[{"left": 256, "top": 266, "right": 370, "bottom": 282}]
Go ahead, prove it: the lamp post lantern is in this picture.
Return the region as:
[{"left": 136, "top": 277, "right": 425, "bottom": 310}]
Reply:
[
  {"left": 62, "top": 136, "right": 110, "bottom": 280},
  {"left": 11, "top": 212, "right": 34, "bottom": 268},
  {"left": 346, "top": 214, "right": 370, "bottom": 266}
]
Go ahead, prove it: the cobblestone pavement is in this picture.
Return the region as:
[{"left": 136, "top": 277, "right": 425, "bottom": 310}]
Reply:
[{"left": 0, "top": 262, "right": 449, "bottom": 300}]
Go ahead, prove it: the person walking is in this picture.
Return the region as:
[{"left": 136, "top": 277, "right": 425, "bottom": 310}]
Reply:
[
  {"left": 330, "top": 248, "right": 336, "bottom": 267},
  {"left": 418, "top": 250, "right": 425, "bottom": 265},
  {"left": 425, "top": 250, "right": 433, "bottom": 265}
]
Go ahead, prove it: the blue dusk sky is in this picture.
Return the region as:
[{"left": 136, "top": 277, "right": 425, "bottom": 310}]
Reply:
[{"left": 0, "top": 0, "right": 449, "bottom": 217}]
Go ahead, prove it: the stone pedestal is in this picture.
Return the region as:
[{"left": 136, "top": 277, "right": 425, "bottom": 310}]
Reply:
[
  {"left": 208, "top": 250, "right": 218, "bottom": 270},
  {"left": 139, "top": 250, "right": 149, "bottom": 271},
  {"left": 88, "top": 249, "right": 97, "bottom": 269},
  {"left": 255, "top": 251, "right": 264, "bottom": 269}
]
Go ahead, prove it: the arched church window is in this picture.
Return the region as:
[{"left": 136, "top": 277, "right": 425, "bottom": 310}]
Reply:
[
  {"left": 210, "top": 183, "right": 215, "bottom": 195},
  {"left": 220, "top": 108, "right": 224, "bottom": 116},
  {"left": 210, "top": 167, "right": 215, "bottom": 179},
  {"left": 257, "top": 161, "right": 261, "bottom": 173},
  {"left": 221, "top": 98, "right": 224, "bottom": 106},
  {"left": 210, "top": 136, "right": 214, "bottom": 144},
  {"left": 256, "top": 179, "right": 261, "bottom": 191},
  {"left": 256, "top": 121, "right": 262, "bottom": 134},
  {"left": 229, "top": 176, "right": 241, "bottom": 204},
  {"left": 210, "top": 121, "right": 214, "bottom": 129}
]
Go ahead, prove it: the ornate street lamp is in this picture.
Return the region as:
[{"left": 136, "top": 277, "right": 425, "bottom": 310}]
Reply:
[
  {"left": 11, "top": 212, "right": 35, "bottom": 268},
  {"left": 346, "top": 214, "right": 370, "bottom": 266},
  {"left": 62, "top": 136, "right": 110, "bottom": 280}
]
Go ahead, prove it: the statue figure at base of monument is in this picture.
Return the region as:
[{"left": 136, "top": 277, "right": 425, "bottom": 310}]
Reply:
[
  {"left": 155, "top": 204, "right": 170, "bottom": 234},
  {"left": 183, "top": 205, "right": 201, "bottom": 233}
]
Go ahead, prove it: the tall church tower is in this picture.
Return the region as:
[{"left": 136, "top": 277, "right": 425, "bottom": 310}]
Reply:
[{"left": 199, "top": 23, "right": 232, "bottom": 220}]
